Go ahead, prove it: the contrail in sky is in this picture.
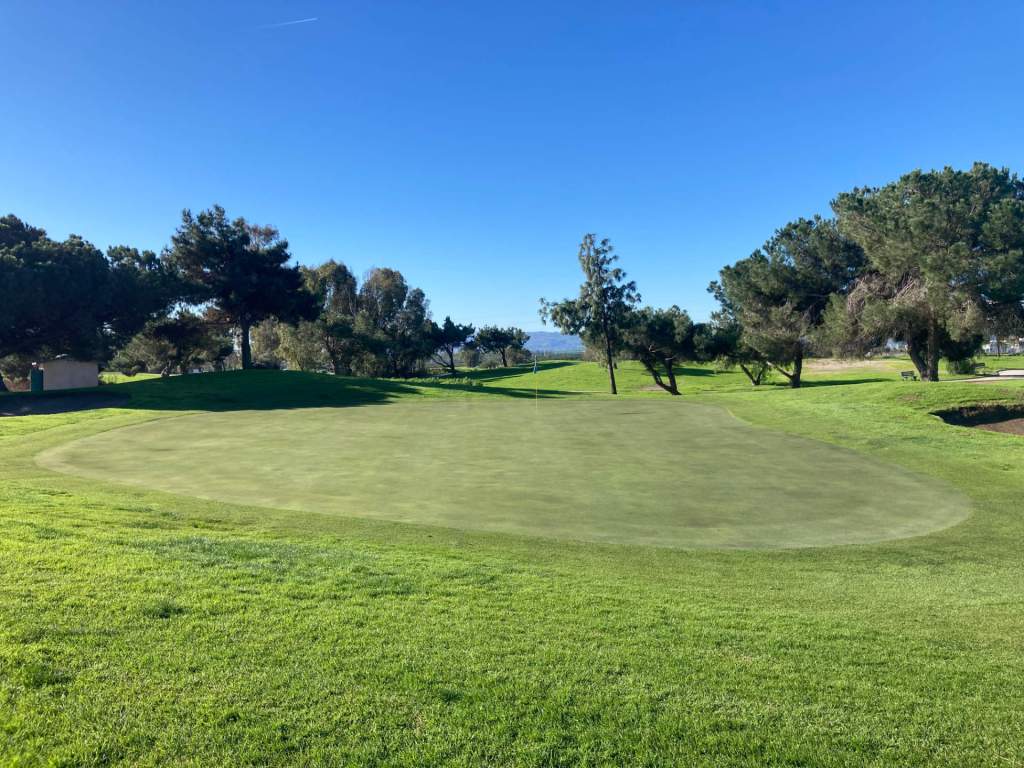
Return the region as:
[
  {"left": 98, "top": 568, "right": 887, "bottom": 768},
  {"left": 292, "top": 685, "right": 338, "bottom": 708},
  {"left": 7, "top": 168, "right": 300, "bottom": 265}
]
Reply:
[{"left": 260, "top": 17, "right": 318, "bottom": 29}]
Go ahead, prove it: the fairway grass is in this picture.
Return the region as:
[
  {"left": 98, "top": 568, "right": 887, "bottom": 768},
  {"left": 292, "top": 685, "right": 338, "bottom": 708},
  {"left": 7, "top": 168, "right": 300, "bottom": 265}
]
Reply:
[
  {"left": 3, "top": 364, "right": 1024, "bottom": 766},
  {"left": 39, "top": 399, "right": 968, "bottom": 548}
]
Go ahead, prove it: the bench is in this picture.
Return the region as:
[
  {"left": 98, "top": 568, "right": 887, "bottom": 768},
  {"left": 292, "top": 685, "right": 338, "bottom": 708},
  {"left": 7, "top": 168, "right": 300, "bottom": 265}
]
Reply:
[{"left": 900, "top": 370, "right": 918, "bottom": 381}]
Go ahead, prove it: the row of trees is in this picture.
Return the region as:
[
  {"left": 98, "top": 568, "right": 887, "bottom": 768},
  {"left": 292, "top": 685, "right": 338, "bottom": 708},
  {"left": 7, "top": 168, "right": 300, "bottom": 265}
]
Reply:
[
  {"left": 8, "top": 163, "right": 1023, "bottom": 392},
  {"left": 1, "top": 206, "right": 529, "bottom": 388},
  {"left": 542, "top": 163, "right": 1024, "bottom": 392},
  {"left": 541, "top": 235, "right": 704, "bottom": 395},
  {"left": 0, "top": 215, "right": 178, "bottom": 389},
  {"left": 233, "top": 265, "right": 529, "bottom": 379},
  {"left": 714, "top": 163, "right": 1024, "bottom": 385}
]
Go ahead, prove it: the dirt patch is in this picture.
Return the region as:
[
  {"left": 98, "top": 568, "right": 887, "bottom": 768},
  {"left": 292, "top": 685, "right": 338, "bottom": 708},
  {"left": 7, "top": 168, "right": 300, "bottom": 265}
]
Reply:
[
  {"left": 934, "top": 404, "right": 1024, "bottom": 435},
  {"left": 972, "top": 418, "right": 1024, "bottom": 435},
  {"left": 0, "top": 393, "right": 128, "bottom": 417}
]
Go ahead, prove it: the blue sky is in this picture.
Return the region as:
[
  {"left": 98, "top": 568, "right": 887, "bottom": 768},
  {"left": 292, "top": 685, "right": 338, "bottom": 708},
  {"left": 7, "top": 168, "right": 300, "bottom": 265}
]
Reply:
[{"left": 3, "top": 1, "right": 1023, "bottom": 328}]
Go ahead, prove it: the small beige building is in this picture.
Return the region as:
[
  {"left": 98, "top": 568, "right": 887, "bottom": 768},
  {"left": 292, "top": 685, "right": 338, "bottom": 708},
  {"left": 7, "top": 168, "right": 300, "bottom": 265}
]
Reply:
[{"left": 39, "top": 358, "right": 99, "bottom": 391}]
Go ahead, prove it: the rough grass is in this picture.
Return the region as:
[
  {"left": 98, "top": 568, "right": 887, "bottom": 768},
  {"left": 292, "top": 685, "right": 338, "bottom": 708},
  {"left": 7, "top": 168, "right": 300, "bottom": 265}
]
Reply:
[{"left": 1, "top": 361, "right": 1023, "bottom": 766}]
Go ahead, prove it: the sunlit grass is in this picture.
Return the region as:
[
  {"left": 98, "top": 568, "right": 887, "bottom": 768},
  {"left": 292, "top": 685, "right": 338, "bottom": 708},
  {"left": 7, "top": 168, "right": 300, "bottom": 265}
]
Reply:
[{"left": 2, "top": 362, "right": 1023, "bottom": 766}]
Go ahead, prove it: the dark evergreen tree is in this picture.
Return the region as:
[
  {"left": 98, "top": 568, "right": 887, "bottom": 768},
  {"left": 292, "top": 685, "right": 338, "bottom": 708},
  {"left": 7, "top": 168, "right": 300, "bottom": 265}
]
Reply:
[
  {"left": 473, "top": 325, "right": 530, "bottom": 368},
  {"left": 830, "top": 163, "right": 1024, "bottom": 380},
  {"left": 621, "top": 306, "right": 698, "bottom": 395},
  {"left": 711, "top": 216, "right": 864, "bottom": 388},
  {"left": 430, "top": 316, "right": 475, "bottom": 374},
  {"left": 166, "top": 206, "right": 317, "bottom": 369},
  {"left": 0, "top": 215, "right": 179, "bottom": 389}
]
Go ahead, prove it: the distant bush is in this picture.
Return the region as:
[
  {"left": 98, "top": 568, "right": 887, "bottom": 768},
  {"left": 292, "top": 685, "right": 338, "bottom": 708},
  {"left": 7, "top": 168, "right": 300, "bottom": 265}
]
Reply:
[
  {"left": 406, "top": 376, "right": 483, "bottom": 388},
  {"left": 947, "top": 358, "right": 979, "bottom": 375}
]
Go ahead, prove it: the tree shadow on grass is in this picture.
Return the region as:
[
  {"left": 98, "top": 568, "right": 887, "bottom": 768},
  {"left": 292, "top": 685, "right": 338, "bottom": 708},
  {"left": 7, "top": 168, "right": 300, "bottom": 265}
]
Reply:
[
  {"left": 675, "top": 366, "right": 716, "bottom": 378},
  {"left": 94, "top": 369, "right": 573, "bottom": 413},
  {"left": 799, "top": 377, "right": 891, "bottom": 388},
  {"left": 463, "top": 360, "right": 576, "bottom": 384},
  {"left": 0, "top": 391, "right": 130, "bottom": 417},
  {"left": 412, "top": 380, "right": 570, "bottom": 400}
]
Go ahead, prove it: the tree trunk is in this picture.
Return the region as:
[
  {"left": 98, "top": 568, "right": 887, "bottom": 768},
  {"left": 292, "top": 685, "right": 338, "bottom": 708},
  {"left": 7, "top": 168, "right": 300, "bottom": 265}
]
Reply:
[
  {"left": 240, "top": 321, "right": 252, "bottom": 370},
  {"left": 642, "top": 360, "right": 667, "bottom": 392},
  {"left": 738, "top": 364, "right": 761, "bottom": 386},
  {"left": 640, "top": 357, "right": 681, "bottom": 395},
  {"left": 604, "top": 331, "right": 618, "bottom": 395},
  {"left": 664, "top": 361, "right": 680, "bottom": 395},
  {"left": 907, "top": 340, "right": 928, "bottom": 381},
  {"left": 499, "top": 348, "right": 508, "bottom": 367},
  {"left": 446, "top": 348, "right": 456, "bottom": 374},
  {"left": 772, "top": 352, "right": 803, "bottom": 388},
  {"left": 789, "top": 350, "right": 803, "bottom": 389},
  {"left": 0, "top": 375, "right": 7, "bottom": 393},
  {"left": 925, "top": 320, "right": 941, "bottom": 381}
]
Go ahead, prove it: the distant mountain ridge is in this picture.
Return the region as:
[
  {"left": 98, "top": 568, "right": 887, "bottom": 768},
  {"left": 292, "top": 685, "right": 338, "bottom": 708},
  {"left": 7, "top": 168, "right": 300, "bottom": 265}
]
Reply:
[{"left": 524, "top": 331, "right": 583, "bottom": 353}]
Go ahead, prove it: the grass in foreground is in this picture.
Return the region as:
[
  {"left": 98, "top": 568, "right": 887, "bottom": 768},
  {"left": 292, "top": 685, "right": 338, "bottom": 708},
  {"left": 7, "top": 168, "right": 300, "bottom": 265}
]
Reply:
[{"left": 2, "top": 362, "right": 1024, "bottom": 766}]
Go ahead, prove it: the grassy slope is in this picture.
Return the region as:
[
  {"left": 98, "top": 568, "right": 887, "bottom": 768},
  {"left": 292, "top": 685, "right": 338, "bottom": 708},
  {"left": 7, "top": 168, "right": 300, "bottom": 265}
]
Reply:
[{"left": 1, "top": 363, "right": 1024, "bottom": 766}]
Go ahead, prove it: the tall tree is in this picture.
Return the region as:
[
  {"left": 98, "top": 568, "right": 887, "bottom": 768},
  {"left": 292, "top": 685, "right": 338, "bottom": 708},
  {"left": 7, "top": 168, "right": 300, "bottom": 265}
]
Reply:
[
  {"left": 250, "top": 319, "right": 284, "bottom": 368},
  {"left": 279, "top": 321, "right": 330, "bottom": 372},
  {"left": 430, "top": 316, "right": 475, "bottom": 374},
  {"left": 354, "top": 268, "right": 435, "bottom": 377},
  {"left": 473, "top": 325, "right": 530, "bottom": 368},
  {"left": 166, "top": 206, "right": 317, "bottom": 369},
  {"left": 831, "top": 163, "right": 1024, "bottom": 381},
  {"left": 506, "top": 328, "right": 532, "bottom": 365},
  {"left": 620, "top": 306, "right": 698, "bottom": 395},
  {"left": 297, "top": 260, "right": 359, "bottom": 374},
  {"left": 710, "top": 216, "right": 864, "bottom": 388},
  {"left": 540, "top": 234, "right": 639, "bottom": 394}
]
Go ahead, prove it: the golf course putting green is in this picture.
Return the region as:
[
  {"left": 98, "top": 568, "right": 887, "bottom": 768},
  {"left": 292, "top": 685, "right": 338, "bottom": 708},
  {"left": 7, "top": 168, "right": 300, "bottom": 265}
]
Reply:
[{"left": 37, "top": 399, "right": 969, "bottom": 548}]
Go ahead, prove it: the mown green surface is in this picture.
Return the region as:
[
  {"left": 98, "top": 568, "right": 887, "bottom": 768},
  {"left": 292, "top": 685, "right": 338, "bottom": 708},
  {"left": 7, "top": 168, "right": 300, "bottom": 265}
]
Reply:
[
  {"left": 2, "top": 362, "right": 1024, "bottom": 766},
  {"left": 39, "top": 399, "right": 967, "bottom": 549}
]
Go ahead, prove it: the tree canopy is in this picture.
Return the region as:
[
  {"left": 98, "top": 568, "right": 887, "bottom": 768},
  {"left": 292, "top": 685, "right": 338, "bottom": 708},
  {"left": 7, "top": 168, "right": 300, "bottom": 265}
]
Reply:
[
  {"left": 1, "top": 211, "right": 456, "bottom": 384},
  {"left": 352, "top": 268, "right": 435, "bottom": 377},
  {"left": 278, "top": 260, "right": 361, "bottom": 375},
  {"left": 697, "top": 310, "right": 772, "bottom": 386},
  {"left": 0, "top": 215, "right": 179, "bottom": 389},
  {"left": 473, "top": 326, "right": 529, "bottom": 368},
  {"left": 540, "top": 234, "right": 639, "bottom": 394},
  {"left": 166, "top": 206, "right": 317, "bottom": 370},
  {"left": 431, "top": 317, "right": 475, "bottom": 374},
  {"left": 710, "top": 216, "right": 864, "bottom": 388},
  {"left": 267, "top": 262, "right": 441, "bottom": 378},
  {"left": 8, "top": 161, "right": 1024, "bottom": 389},
  {"left": 620, "top": 306, "right": 699, "bottom": 395},
  {"left": 829, "top": 163, "right": 1024, "bottom": 380},
  {"left": 112, "top": 311, "right": 233, "bottom": 377}
]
